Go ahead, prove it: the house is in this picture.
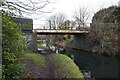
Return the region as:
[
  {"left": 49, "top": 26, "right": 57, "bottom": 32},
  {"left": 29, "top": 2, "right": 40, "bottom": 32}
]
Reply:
[
  {"left": 64, "top": 20, "right": 89, "bottom": 30},
  {"left": 14, "top": 17, "right": 33, "bottom": 38}
]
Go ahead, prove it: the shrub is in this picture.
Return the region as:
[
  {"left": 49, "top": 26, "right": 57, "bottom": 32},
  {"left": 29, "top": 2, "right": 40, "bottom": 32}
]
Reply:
[
  {"left": 2, "top": 10, "right": 26, "bottom": 79},
  {"left": 99, "top": 25, "right": 118, "bottom": 55}
]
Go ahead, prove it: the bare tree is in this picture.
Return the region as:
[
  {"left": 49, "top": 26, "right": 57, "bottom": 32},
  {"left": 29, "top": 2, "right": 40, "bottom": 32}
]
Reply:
[
  {"left": 73, "top": 6, "right": 90, "bottom": 28},
  {"left": 46, "top": 13, "right": 67, "bottom": 29},
  {"left": 1, "top": 0, "right": 52, "bottom": 18}
]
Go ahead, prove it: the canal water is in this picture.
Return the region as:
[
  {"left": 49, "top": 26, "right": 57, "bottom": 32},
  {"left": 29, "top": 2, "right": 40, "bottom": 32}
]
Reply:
[
  {"left": 70, "top": 50, "right": 118, "bottom": 79},
  {"left": 39, "top": 43, "right": 119, "bottom": 79}
]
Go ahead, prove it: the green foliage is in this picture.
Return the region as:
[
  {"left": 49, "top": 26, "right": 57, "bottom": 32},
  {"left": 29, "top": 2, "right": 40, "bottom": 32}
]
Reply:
[
  {"left": 0, "top": 64, "right": 2, "bottom": 78},
  {"left": 2, "top": 8, "right": 26, "bottom": 79},
  {"left": 2, "top": 64, "right": 25, "bottom": 79},
  {"left": 92, "top": 6, "right": 119, "bottom": 23},
  {"left": 38, "top": 44, "right": 49, "bottom": 50},
  {"left": 0, "top": 1, "right": 2, "bottom": 79},
  {"left": 99, "top": 25, "right": 118, "bottom": 55},
  {"left": 115, "top": 6, "right": 120, "bottom": 22},
  {"left": 24, "top": 51, "right": 45, "bottom": 67},
  {"left": 51, "top": 54, "right": 84, "bottom": 79}
]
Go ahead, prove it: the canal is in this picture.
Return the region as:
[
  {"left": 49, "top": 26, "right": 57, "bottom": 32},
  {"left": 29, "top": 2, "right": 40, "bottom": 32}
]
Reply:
[
  {"left": 39, "top": 43, "right": 118, "bottom": 79},
  {"left": 70, "top": 50, "right": 118, "bottom": 79}
]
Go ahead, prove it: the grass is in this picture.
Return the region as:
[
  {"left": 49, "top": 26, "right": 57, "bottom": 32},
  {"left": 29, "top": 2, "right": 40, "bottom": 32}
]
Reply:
[
  {"left": 51, "top": 54, "right": 84, "bottom": 79},
  {"left": 0, "top": 64, "right": 2, "bottom": 78},
  {"left": 24, "top": 51, "right": 45, "bottom": 67},
  {"left": 38, "top": 44, "right": 49, "bottom": 50}
]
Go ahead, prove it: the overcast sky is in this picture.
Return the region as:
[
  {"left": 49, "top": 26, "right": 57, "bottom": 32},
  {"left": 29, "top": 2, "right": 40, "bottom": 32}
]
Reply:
[
  {"left": 31, "top": 0, "right": 119, "bottom": 29},
  {"left": 8, "top": 0, "right": 119, "bottom": 29}
]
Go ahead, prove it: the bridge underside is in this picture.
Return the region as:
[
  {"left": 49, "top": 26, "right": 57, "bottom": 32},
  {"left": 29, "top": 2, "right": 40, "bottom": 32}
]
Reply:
[{"left": 33, "top": 30, "right": 89, "bottom": 35}]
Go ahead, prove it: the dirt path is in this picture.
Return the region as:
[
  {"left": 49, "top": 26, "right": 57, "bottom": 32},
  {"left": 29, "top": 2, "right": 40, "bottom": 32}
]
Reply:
[
  {"left": 23, "top": 53, "right": 56, "bottom": 78},
  {"left": 44, "top": 54, "right": 56, "bottom": 78},
  {"left": 24, "top": 59, "right": 47, "bottom": 78}
]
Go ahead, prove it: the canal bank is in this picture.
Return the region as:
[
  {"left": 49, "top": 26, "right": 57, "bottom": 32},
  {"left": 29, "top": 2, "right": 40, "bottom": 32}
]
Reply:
[
  {"left": 70, "top": 50, "right": 118, "bottom": 79},
  {"left": 39, "top": 43, "right": 119, "bottom": 79},
  {"left": 24, "top": 46, "right": 84, "bottom": 79}
]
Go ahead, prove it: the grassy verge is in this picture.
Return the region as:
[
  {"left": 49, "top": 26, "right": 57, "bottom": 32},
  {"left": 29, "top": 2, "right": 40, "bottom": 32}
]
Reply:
[
  {"left": 38, "top": 44, "right": 49, "bottom": 50},
  {"left": 51, "top": 54, "right": 84, "bottom": 79},
  {"left": 24, "top": 51, "right": 45, "bottom": 67},
  {"left": 0, "top": 64, "right": 2, "bottom": 78}
]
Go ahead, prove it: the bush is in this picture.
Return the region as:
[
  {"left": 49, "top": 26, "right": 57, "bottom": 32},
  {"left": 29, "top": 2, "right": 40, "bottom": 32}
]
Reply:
[
  {"left": 2, "top": 10, "right": 26, "bottom": 79},
  {"left": 99, "top": 25, "right": 118, "bottom": 55},
  {"left": 38, "top": 44, "right": 49, "bottom": 50}
]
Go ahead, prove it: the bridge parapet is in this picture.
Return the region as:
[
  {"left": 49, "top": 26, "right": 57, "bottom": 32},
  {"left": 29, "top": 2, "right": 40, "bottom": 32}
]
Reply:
[{"left": 33, "top": 29, "right": 89, "bottom": 34}]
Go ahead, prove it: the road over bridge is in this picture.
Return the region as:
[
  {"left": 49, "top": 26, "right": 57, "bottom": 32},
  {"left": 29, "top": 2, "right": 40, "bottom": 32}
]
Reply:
[
  {"left": 28, "top": 29, "right": 90, "bottom": 52},
  {"left": 33, "top": 29, "right": 89, "bottom": 35}
]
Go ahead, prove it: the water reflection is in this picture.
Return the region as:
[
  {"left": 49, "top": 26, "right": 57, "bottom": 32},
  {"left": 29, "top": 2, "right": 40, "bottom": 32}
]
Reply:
[
  {"left": 71, "top": 54, "right": 74, "bottom": 61},
  {"left": 71, "top": 50, "right": 118, "bottom": 79}
]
